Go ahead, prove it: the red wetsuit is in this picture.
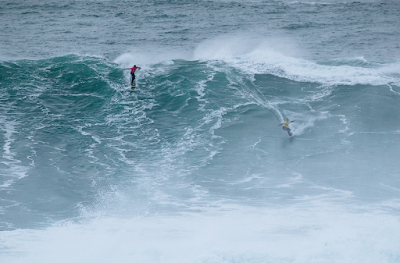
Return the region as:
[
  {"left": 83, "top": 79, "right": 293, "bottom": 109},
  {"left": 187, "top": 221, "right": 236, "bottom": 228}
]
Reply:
[
  {"left": 130, "top": 66, "right": 140, "bottom": 74},
  {"left": 128, "top": 66, "right": 140, "bottom": 86}
]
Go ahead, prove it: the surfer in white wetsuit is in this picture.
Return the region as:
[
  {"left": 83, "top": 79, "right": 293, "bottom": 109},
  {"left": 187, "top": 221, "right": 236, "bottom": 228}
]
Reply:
[{"left": 278, "top": 118, "right": 295, "bottom": 137}]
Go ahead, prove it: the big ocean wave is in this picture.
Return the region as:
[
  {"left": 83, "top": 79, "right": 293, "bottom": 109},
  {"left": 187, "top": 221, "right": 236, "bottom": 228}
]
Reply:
[{"left": 1, "top": 49, "right": 400, "bottom": 262}]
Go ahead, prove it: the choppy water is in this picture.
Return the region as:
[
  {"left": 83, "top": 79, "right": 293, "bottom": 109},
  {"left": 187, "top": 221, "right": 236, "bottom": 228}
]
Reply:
[{"left": 1, "top": 0, "right": 400, "bottom": 262}]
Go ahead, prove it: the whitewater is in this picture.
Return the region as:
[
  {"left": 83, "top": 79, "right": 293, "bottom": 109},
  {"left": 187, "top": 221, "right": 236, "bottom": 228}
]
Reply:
[{"left": 1, "top": 0, "right": 400, "bottom": 262}]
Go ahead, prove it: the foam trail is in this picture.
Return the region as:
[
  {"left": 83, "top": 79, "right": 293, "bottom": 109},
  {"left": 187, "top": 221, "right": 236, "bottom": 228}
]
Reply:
[
  {"left": 0, "top": 120, "right": 28, "bottom": 188},
  {"left": 206, "top": 60, "right": 284, "bottom": 122}
]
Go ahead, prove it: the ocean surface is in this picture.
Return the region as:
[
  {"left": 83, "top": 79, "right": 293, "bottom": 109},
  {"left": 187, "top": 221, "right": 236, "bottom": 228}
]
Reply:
[{"left": 1, "top": 0, "right": 400, "bottom": 262}]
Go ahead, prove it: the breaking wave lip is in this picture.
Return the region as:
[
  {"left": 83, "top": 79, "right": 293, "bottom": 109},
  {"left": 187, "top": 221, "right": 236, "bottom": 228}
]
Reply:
[
  {"left": 234, "top": 54, "right": 400, "bottom": 87},
  {"left": 6, "top": 50, "right": 398, "bottom": 91},
  {"left": 193, "top": 36, "right": 400, "bottom": 87}
]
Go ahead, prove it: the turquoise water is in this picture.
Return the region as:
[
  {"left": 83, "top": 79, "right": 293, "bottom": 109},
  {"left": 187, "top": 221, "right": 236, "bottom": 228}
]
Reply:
[{"left": 1, "top": 1, "right": 400, "bottom": 262}]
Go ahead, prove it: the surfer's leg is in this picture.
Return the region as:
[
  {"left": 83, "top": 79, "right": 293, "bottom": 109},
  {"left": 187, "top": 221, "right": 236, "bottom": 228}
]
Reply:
[
  {"left": 131, "top": 73, "right": 135, "bottom": 85},
  {"left": 283, "top": 127, "right": 291, "bottom": 136}
]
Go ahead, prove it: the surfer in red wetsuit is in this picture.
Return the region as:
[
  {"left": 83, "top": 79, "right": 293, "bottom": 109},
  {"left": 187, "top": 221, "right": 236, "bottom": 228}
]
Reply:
[{"left": 124, "top": 65, "right": 141, "bottom": 87}]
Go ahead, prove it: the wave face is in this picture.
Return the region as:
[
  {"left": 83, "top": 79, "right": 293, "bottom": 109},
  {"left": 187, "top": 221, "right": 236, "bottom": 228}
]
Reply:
[{"left": 1, "top": 0, "right": 400, "bottom": 262}]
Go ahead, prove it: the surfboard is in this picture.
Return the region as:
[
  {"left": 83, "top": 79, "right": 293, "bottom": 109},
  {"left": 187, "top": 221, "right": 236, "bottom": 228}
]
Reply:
[{"left": 289, "top": 133, "right": 294, "bottom": 138}]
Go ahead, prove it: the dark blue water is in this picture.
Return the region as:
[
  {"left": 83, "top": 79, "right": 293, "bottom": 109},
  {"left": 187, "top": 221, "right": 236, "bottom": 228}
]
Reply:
[{"left": 1, "top": 1, "right": 400, "bottom": 262}]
